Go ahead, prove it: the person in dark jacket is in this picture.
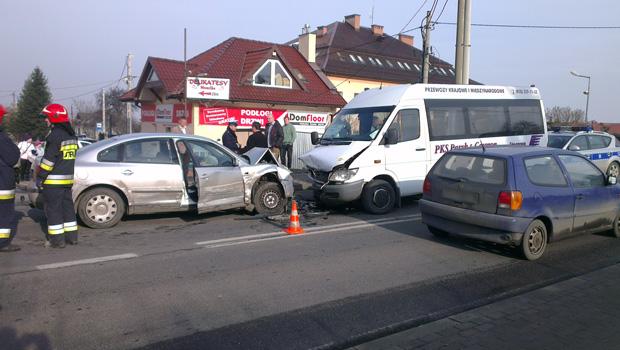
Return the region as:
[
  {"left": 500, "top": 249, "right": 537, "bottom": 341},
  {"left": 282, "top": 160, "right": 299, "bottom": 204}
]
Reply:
[
  {"left": 0, "top": 105, "right": 21, "bottom": 252},
  {"left": 266, "top": 115, "right": 284, "bottom": 159},
  {"left": 37, "top": 103, "right": 79, "bottom": 248},
  {"left": 222, "top": 121, "right": 241, "bottom": 153},
  {"left": 242, "top": 121, "right": 267, "bottom": 153}
]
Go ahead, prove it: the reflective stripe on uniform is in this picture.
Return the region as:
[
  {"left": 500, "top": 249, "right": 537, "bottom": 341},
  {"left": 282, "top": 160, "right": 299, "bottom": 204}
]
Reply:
[
  {"left": 0, "top": 190, "right": 15, "bottom": 200},
  {"left": 48, "top": 224, "right": 64, "bottom": 235},
  {"left": 0, "top": 228, "right": 10, "bottom": 239},
  {"left": 43, "top": 179, "right": 74, "bottom": 185},
  {"left": 40, "top": 158, "right": 55, "bottom": 171},
  {"left": 46, "top": 174, "right": 74, "bottom": 180},
  {"left": 61, "top": 140, "right": 78, "bottom": 146},
  {"left": 64, "top": 221, "right": 78, "bottom": 232}
]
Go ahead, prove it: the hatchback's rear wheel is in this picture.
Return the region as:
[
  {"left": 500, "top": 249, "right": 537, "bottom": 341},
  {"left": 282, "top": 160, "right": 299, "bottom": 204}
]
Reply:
[
  {"left": 607, "top": 161, "right": 620, "bottom": 178},
  {"left": 521, "top": 219, "right": 547, "bottom": 261},
  {"left": 78, "top": 188, "right": 125, "bottom": 229}
]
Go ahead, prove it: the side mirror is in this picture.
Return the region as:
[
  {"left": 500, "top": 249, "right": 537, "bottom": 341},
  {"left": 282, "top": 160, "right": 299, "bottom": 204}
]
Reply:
[
  {"left": 608, "top": 175, "right": 617, "bottom": 186},
  {"left": 384, "top": 128, "right": 399, "bottom": 145},
  {"left": 310, "top": 131, "right": 320, "bottom": 145},
  {"left": 568, "top": 145, "right": 581, "bottom": 151}
]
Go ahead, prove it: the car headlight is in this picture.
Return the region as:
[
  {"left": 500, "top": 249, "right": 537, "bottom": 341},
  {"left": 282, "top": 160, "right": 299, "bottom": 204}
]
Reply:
[{"left": 329, "top": 168, "right": 358, "bottom": 182}]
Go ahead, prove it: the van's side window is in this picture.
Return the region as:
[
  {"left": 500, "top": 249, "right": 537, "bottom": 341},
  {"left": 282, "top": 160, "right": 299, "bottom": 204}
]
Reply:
[{"left": 388, "top": 109, "right": 420, "bottom": 142}]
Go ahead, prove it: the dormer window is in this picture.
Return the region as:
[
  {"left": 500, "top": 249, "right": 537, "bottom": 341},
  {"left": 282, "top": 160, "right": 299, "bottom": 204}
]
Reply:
[
  {"left": 253, "top": 59, "right": 292, "bottom": 88},
  {"left": 147, "top": 69, "right": 159, "bottom": 82}
]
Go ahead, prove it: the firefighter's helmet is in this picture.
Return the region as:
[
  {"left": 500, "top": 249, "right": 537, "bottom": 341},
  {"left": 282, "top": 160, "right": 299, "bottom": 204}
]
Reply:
[
  {"left": 41, "top": 103, "right": 69, "bottom": 124},
  {"left": 0, "top": 104, "right": 5, "bottom": 125}
]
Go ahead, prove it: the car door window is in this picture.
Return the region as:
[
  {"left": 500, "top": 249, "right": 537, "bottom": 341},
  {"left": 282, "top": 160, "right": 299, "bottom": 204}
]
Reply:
[
  {"left": 123, "top": 139, "right": 175, "bottom": 164},
  {"left": 587, "top": 135, "right": 610, "bottom": 149},
  {"left": 387, "top": 109, "right": 420, "bottom": 142},
  {"left": 524, "top": 156, "right": 567, "bottom": 187},
  {"left": 98, "top": 145, "right": 121, "bottom": 162},
  {"left": 184, "top": 140, "right": 235, "bottom": 167},
  {"left": 568, "top": 136, "right": 589, "bottom": 150},
  {"left": 558, "top": 155, "right": 605, "bottom": 188}
]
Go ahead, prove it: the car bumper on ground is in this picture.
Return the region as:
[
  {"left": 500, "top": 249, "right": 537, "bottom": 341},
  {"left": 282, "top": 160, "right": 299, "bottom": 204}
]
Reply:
[
  {"left": 312, "top": 179, "right": 364, "bottom": 204},
  {"left": 419, "top": 199, "right": 532, "bottom": 245}
]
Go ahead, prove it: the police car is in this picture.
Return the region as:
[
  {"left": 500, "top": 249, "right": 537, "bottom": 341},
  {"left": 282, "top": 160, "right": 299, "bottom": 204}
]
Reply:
[{"left": 547, "top": 131, "right": 620, "bottom": 177}]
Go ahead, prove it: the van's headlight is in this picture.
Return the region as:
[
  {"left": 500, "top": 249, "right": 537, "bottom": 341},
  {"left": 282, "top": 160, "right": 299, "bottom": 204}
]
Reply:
[{"left": 329, "top": 168, "right": 358, "bottom": 182}]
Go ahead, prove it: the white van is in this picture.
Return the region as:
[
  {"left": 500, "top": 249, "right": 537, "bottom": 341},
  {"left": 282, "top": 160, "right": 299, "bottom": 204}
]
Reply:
[{"left": 300, "top": 84, "right": 547, "bottom": 214}]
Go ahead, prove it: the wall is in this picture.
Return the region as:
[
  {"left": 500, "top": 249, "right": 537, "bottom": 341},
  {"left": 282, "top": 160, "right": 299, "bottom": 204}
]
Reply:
[{"left": 327, "top": 75, "right": 398, "bottom": 102}]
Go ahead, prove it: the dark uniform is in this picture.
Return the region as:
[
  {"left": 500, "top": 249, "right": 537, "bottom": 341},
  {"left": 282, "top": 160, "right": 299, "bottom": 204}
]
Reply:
[
  {"left": 38, "top": 124, "right": 78, "bottom": 246},
  {"left": 0, "top": 122, "right": 20, "bottom": 250}
]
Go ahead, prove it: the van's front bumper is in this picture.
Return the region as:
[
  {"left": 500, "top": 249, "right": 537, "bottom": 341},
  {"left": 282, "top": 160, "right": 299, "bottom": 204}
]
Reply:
[
  {"left": 419, "top": 199, "right": 531, "bottom": 245},
  {"left": 312, "top": 180, "right": 364, "bottom": 204}
]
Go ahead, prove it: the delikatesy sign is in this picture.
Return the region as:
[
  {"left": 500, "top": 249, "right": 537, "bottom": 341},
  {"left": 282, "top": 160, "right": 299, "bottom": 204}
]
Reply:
[{"left": 186, "top": 77, "right": 230, "bottom": 100}]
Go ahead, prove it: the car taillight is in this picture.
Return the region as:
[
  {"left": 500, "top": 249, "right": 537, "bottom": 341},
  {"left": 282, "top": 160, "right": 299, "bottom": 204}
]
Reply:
[
  {"left": 498, "top": 191, "right": 522, "bottom": 211},
  {"left": 423, "top": 177, "right": 431, "bottom": 195}
]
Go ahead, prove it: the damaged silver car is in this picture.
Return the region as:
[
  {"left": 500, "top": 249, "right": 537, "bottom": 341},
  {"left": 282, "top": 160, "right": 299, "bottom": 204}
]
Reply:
[{"left": 29, "top": 133, "right": 294, "bottom": 229}]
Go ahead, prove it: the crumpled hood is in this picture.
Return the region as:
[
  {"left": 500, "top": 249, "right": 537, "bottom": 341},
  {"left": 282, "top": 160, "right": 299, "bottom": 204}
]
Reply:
[
  {"left": 299, "top": 142, "right": 370, "bottom": 171},
  {"left": 243, "top": 147, "right": 279, "bottom": 165}
]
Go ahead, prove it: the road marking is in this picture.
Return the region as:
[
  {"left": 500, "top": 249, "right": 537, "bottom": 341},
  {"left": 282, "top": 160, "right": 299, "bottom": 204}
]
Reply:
[
  {"left": 194, "top": 214, "right": 422, "bottom": 246},
  {"left": 36, "top": 253, "right": 139, "bottom": 270},
  {"left": 202, "top": 216, "right": 422, "bottom": 249}
]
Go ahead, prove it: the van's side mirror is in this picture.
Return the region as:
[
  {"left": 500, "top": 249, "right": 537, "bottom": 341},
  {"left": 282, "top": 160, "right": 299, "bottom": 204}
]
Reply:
[
  {"left": 310, "top": 131, "right": 320, "bottom": 145},
  {"left": 568, "top": 145, "right": 581, "bottom": 151},
  {"left": 608, "top": 175, "right": 617, "bottom": 186},
  {"left": 384, "top": 128, "right": 399, "bottom": 145}
]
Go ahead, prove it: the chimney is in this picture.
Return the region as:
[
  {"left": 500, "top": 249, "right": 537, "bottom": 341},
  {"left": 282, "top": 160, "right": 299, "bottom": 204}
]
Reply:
[
  {"left": 344, "top": 14, "right": 361, "bottom": 31},
  {"left": 317, "top": 25, "right": 328, "bottom": 37},
  {"left": 371, "top": 24, "right": 384, "bottom": 36},
  {"left": 398, "top": 33, "right": 414, "bottom": 46},
  {"left": 298, "top": 25, "right": 316, "bottom": 63}
]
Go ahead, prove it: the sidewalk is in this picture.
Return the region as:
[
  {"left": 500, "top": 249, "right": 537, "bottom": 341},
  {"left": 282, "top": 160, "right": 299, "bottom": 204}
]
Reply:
[{"left": 348, "top": 263, "right": 620, "bottom": 350}]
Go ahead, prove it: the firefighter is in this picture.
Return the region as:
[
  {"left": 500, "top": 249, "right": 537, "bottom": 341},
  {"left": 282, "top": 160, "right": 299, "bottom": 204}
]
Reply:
[
  {"left": 0, "top": 105, "right": 21, "bottom": 252},
  {"left": 37, "top": 103, "right": 78, "bottom": 248}
]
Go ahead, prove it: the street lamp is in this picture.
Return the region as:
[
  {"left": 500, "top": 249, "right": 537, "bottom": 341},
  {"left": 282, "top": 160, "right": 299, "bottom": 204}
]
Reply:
[{"left": 570, "top": 70, "right": 591, "bottom": 125}]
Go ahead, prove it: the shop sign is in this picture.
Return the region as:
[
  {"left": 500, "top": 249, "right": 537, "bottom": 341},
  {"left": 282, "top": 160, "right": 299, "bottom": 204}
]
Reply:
[
  {"left": 199, "top": 107, "right": 330, "bottom": 132},
  {"left": 186, "top": 77, "right": 230, "bottom": 100},
  {"left": 141, "top": 104, "right": 192, "bottom": 123}
]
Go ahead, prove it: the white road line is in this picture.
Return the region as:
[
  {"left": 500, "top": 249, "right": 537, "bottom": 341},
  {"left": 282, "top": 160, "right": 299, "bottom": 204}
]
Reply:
[
  {"left": 194, "top": 214, "right": 421, "bottom": 246},
  {"left": 36, "top": 253, "right": 139, "bottom": 270},
  {"left": 203, "top": 216, "right": 422, "bottom": 249}
]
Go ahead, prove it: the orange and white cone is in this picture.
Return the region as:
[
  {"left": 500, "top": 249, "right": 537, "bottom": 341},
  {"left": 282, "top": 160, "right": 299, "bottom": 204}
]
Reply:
[{"left": 283, "top": 200, "right": 304, "bottom": 235}]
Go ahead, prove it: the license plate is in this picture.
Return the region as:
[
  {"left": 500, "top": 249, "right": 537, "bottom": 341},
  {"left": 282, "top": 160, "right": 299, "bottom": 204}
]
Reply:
[{"left": 442, "top": 188, "right": 479, "bottom": 204}]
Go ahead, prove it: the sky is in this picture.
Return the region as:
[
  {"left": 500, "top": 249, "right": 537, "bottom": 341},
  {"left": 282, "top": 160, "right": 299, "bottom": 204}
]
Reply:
[{"left": 1, "top": 0, "right": 619, "bottom": 121}]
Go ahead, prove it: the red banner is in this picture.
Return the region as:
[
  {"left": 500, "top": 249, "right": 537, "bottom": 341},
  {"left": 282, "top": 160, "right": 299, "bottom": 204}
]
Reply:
[
  {"left": 141, "top": 104, "right": 192, "bottom": 123},
  {"left": 199, "top": 107, "right": 287, "bottom": 128}
]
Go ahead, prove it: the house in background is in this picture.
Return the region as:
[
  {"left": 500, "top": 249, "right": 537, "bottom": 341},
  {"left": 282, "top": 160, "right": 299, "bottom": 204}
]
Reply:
[{"left": 289, "top": 14, "right": 477, "bottom": 102}]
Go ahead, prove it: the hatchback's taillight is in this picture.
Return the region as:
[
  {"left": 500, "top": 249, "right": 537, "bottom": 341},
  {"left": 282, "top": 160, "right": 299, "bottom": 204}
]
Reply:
[
  {"left": 498, "top": 191, "right": 522, "bottom": 211},
  {"left": 423, "top": 177, "right": 431, "bottom": 195}
]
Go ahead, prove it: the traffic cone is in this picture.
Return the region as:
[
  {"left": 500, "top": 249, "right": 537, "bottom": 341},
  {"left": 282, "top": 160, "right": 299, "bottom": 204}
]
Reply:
[{"left": 283, "top": 200, "right": 304, "bottom": 235}]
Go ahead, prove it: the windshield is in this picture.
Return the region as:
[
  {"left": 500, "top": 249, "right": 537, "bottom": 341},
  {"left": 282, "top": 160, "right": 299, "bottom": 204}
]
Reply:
[
  {"left": 547, "top": 135, "right": 573, "bottom": 149},
  {"left": 322, "top": 106, "right": 395, "bottom": 143}
]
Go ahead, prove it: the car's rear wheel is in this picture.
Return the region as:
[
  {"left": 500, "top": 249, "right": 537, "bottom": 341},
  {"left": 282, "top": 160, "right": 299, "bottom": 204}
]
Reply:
[
  {"left": 361, "top": 179, "right": 396, "bottom": 215},
  {"left": 254, "top": 182, "right": 286, "bottom": 216},
  {"left": 428, "top": 226, "right": 450, "bottom": 238},
  {"left": 521, "top": 219, "right": 548, "bottom": 261},
  {"left": 78, "top": 187, "right": 125, "bottom": 229},
  {"left": 611, "top": 213, "right": 620, "bottom": 238},
  {"left": 606, "top": 161, "right": 620, "bottom": 178}
]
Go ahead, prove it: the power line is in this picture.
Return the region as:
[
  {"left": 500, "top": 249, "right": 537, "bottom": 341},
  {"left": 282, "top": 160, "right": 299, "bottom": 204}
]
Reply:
[
  {"left": 435, "top": 21, "right": 620, "bottom": 29},
  {"left": 434, "top": 0, "right": 450, "bottom": 23},
  {"left": 399, "top": 0, "right": 429, "bottom": 33},
  {"left": 55, "top": 80, "right": 121, "bottom": 102}
]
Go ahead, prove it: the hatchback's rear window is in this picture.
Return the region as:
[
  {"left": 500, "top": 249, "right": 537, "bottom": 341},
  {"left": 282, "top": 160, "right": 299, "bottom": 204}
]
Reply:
[{"left": 433, "top": 154, "right": 506, "bottom": 185}]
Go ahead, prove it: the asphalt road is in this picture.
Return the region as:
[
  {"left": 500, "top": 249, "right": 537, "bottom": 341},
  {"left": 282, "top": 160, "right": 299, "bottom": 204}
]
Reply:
[{"left": 2, "top": 191, "right": 620, "bottom": 350}]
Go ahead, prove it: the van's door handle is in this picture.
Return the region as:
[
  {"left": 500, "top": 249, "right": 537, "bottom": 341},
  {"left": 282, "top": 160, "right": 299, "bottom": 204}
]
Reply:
[
  {"left": 576, "top": 194, "right": 584, "bottom": 200},
  {"left": 121, "top": 170, "right": 133, "bottom": 176},
  {"left": 199, "top": 175, "right": 209, "bottom": 180},
  {"left": 416, "top": 148, "right": 426, "bottom": 151}
]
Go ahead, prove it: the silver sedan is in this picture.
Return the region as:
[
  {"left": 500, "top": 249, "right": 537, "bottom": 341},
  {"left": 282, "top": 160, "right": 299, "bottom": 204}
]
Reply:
[{"left": 30, "top": 133, "right": 294, "bottom": 229}]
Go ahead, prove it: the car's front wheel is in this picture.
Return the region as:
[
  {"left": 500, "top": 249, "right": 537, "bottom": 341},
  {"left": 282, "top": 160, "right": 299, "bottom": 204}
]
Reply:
[
  {"left": 78, "top": 187, "right": 125, "bottom": 229},
  {"left": 607, "top": 161, "right": 620, "bottom": 178},
  {"left": 521, "top": 219, "right": 548, "bottom": 261},
  {"left": 361, "top": 179, "right": 396, "bottom": 215},
  {"left": 254, "top": 182, "right": 286, "bottom": 216}
]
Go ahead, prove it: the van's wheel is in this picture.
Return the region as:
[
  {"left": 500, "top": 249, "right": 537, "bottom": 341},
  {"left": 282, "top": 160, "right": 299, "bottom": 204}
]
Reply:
[
  {"left": 428, "top": 226, "right": 449, "bottom": 238},
  {"left": 361, "top": 179, "right": 396, "bottom": 215},
  {"left": 254, "top": 182, "right": 286, "bottom": 216},
  {"left": 521, "top": 219, "right": 548, "bottom": 261},
  {"left": 607, "top": 162, "right": 620, "bottom": 178},
  {"left": 78, "top": 187, "right": 125, "bottom": 229},
  {"left": 611, "top": 212, "right": 620, "bottom": 238}
]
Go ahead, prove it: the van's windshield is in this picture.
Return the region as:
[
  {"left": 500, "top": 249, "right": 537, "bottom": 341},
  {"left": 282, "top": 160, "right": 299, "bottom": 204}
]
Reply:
[{"left": 322, "top": 106, "right": 395, "bottom": 144}]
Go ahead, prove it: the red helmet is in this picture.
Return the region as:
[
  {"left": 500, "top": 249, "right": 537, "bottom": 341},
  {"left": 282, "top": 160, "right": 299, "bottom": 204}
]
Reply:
[
  {"left": 0, "top": 104, "right": 5, "bottom": 125},
  {"left": 41, "top": 103, "right": 69, "bottom": 124}
]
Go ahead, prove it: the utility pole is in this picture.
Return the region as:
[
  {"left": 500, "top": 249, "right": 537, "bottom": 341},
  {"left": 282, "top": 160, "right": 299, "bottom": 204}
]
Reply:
[
  {"left": 11, "top": 92, "right": 16, "bottom": 107},
  {"left": 421, "top": 10, "right": 432, "bottom": 83},
  {"left": 183, "top": 28, "right": 188, "bottom": 127},
  {"left": 455, "top": 0, "right": 472, "bottom": 84},
  {"left": 126, "top": 53, "right": 133, "bottom": 134},
  {"left": 102, "top": 89, "right": 106, "bottom": 138}
]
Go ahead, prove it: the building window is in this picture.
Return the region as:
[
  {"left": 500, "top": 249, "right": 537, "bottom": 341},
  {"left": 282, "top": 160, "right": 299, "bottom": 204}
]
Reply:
[
  {"left": 357, "top": 55, "right": 366, "bottom": 64},
  {"left": 413, "top": 64, "right": 421, "bottom": 71},
  {"left": 397, "top": 61, "right": 405, "bottom": 69},
  {"left": 147, "top": 70, "right": 159, "bottom": 82},
  {"left": 336, "top": 52, "right": 346, "bottom": 62},
  {"left": 375, "top": 58, "right": 384, "bottom": 66},
  {"left": 403, "top": 62, "right": 412, "bottom": 70},
  {"left": 385, "top": 60, "right": 394, "bottom": 68},
  {"left": 349, "top": 54, "right": 358, "bottom": 63},
  {"left": 368, "top": 57, "right": 377, "bottom": 65},
  {"left": 253, "top": 59, "right": 292, "bottom": 88}
]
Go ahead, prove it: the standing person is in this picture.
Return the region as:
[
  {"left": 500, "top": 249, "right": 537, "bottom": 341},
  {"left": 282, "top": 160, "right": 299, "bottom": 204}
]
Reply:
[
  {"left": 281, "top": 116, "right": 296, "bottom": 168},
  {"left": 172, "top": 116, "right": 189, "bottom": 134},
  {"left": 37, "top": 104, "right": 78, "bottom": 248},
  {"left": 17, "top": 135, "right": 34, "bottom": 181},
  {"left": 266, "top": 115, "right": 283, "bottom": 160},
  {"left": 222, "top": 121, "right": 241, "bottom": 153},
  {"left": 0, "top": 105, "right": 21, "bottom": 252},
  {"left": 242, "top": 121, "right": 267, "bottom": 152}
]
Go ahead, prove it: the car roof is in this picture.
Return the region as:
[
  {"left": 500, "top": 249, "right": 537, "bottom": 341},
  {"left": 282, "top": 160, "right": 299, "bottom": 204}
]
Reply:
[
  {"left": 77, "top": 133, "right": 218, "bottom": 156},
  {"left": 447, "top": 146, "right": 578, "bottom": 159}
]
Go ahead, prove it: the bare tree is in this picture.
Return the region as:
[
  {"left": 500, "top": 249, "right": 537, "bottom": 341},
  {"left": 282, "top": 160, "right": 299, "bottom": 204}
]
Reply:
[{"left": 546, "top": 106, "right": 585, "bottom": 125}]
